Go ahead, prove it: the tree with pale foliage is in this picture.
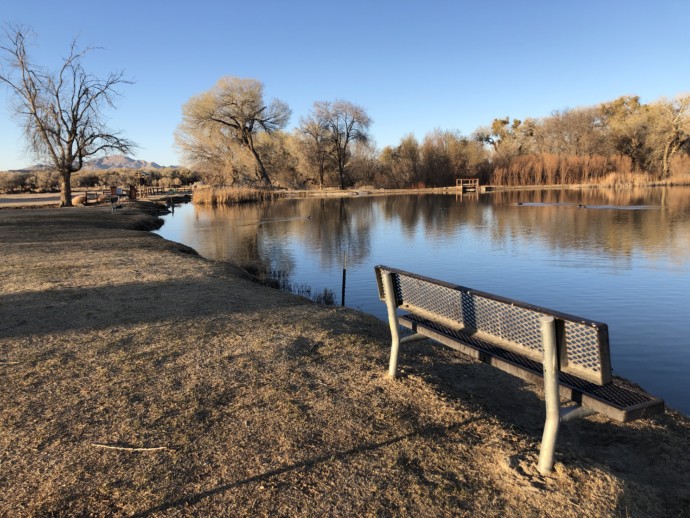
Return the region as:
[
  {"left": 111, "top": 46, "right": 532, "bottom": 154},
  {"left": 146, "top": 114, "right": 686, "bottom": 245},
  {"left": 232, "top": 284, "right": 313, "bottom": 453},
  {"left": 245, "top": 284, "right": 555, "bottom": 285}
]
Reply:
[
  {"left": 599, "top": 96, "right": 654, "bottom": 172},
  {"left": 474, "top": 117, "right": 536, "bottom": 159},
  {"left": 175, "top": 118, "right": 244, "bottom": 185},
  {"left": 0, "top": 25, "right": 135, "bottom": 206},
  {"left": 379, "top": 134, "right": 422, "bottom": 188},
  {"left": 312, "top": 100, "right": 371, "bottom": 189},
  {"left": 648, "top": 96, "right": 690, "bottom": 178},
  {"left": 297, "top": 114, "right": 331, "bottom": 189},
  {"left": 177, "top": 77, "right": 291, "bottom": 186}
]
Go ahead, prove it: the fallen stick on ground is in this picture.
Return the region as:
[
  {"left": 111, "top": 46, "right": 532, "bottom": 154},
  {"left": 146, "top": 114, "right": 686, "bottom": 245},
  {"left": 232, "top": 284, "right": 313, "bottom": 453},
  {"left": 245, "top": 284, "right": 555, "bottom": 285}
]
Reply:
[{"left": 91, "top": 443, "right": 173, "bottom": 452}]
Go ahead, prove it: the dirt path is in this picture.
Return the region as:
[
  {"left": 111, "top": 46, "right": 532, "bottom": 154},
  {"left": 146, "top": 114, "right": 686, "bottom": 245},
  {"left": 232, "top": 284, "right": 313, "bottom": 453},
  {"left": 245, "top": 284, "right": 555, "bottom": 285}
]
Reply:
[{"left": 0, "top": 203, "right": 688, "bottom": 516}]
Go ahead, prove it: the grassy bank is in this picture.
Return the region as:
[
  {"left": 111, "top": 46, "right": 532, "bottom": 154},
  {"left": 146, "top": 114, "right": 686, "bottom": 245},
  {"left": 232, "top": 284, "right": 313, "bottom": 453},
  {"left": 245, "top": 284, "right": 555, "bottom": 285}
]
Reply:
[{"left": 0, "top": 203, "right": 689, "bottom": 516}]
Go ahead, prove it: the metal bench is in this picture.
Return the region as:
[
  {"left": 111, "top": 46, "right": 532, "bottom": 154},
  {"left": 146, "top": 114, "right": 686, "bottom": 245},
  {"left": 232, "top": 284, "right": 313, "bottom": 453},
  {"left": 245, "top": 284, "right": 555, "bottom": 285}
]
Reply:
[{"left": 375, "top": 265, "right": 664, "bottom": 474}]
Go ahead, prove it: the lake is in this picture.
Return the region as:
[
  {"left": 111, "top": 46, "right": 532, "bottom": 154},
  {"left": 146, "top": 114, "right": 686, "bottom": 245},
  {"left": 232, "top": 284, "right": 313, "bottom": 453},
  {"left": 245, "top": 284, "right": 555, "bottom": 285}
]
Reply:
[{"left": 155, "top": 187, "right": 690, "bottom": 415}]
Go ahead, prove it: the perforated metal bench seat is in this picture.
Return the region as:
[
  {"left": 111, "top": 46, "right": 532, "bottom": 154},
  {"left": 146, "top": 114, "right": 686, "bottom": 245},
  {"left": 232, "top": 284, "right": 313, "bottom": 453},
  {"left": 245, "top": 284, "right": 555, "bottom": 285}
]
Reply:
[
  {"left": 375, "top": 265, "right": 665, "bottom": 474},
  {"left": 399, "top": 313, "right": 663, "bottom": 422},
  {"left": 375, "top": 265, "right": 664, "bottom": 420}
]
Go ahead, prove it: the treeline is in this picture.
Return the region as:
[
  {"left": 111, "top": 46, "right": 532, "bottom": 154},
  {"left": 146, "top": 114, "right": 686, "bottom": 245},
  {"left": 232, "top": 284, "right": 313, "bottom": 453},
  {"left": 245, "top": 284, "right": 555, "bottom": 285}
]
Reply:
[
  {"left": 175, "top": 77, "right": 492, "bottom": 190},
  {"left": 479, "top": 95, "right": 690, "bottom": 185},
  {"left": 175, "top": 80, "right": 690, "bottom": 189},
  {"left": 180, "top": 127, "right": 492, "bottom": 191},
  {"left": 0, "top": 167, "right": 201, "bottom": 194},
  {"left": 3, "top": 86, "right": 688, "bottom": 194}
]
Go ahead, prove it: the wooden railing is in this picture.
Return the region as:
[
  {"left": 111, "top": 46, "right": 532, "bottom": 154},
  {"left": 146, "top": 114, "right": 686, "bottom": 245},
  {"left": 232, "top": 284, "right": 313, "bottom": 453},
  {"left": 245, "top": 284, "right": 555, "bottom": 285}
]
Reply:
[
  {"left": 456, "top": 178, "right": 479, "bottom": 191},
  {"left": 139, "top": 186, "right": 192, "bottom": 197}
]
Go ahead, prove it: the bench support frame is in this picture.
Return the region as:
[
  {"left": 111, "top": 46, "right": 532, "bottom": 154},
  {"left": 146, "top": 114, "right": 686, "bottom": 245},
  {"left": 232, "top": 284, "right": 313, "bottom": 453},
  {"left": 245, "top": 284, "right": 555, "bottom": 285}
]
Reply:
[
  {"left": 382, "top": 272, "right": 402, "bottom": 378},
  {"left": 538, "top": 316, "right": 561, "bottom": 474},
  {"left": 382, "top": 271, "right": 596, "bottom": 475},
  {"left": 537, "top": 316, "right": 597, "bottom": 473}
]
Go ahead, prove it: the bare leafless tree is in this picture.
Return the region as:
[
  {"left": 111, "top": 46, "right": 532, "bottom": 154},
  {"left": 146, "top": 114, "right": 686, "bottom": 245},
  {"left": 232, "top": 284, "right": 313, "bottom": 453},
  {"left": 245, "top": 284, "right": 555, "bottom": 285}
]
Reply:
[
  {"left": 313, "top": 100, "right": 371, "bottom": 189},
  {"left": 178, "top": 77, "right": 291, "bottom": 186},
  {"left": 298, "top": 115, "right": 331, "bottom": 189},
  {"left": 0, "top": 25, "right": 135, "bottom": 206},
  {"left": 650, "top": 96, "right": 690, "bottom": 178}
]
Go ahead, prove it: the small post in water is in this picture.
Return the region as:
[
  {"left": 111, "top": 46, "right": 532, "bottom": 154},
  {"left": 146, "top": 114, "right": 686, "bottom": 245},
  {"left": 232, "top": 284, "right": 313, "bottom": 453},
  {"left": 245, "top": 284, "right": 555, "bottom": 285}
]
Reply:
[{"left": 341, "top": 252, "right": 347, "bottom": 306}]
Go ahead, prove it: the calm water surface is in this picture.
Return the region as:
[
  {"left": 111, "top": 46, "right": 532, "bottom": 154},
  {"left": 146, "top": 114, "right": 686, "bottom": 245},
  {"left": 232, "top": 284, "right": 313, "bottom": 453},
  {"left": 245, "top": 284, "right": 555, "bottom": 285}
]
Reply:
[{"left": 156, "top": 188, "right": 690, "bottom": 415}]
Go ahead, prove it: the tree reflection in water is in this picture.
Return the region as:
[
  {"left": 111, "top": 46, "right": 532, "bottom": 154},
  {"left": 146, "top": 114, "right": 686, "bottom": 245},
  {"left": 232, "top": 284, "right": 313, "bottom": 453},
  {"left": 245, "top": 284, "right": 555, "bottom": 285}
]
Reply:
[{"left": 158, "top": 187, "right": 690, "bottom": 415}]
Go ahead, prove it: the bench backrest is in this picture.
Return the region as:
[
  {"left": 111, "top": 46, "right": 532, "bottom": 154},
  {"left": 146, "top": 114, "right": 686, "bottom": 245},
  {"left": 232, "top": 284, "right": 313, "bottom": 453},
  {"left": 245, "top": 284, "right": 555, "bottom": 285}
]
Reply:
[{"left": 375, "top": 266, "right": 612, "bottom": 385}]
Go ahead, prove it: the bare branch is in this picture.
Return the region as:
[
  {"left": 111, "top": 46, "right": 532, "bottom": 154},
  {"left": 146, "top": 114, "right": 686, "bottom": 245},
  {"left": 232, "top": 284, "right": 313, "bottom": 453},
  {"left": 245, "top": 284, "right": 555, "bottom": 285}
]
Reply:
[
  {"left": 310, "top": 100, "right": 371, "bottom": 189},
  {"left": 0, "top": 25, "right": 135, "bottom": 205}
]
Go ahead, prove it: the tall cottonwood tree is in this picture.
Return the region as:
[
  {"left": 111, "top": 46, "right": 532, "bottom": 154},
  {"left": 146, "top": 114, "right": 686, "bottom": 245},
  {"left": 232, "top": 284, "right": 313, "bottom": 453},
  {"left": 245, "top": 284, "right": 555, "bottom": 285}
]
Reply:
[
  {"left": 599, "top": 96, "right": 654, "bottom": 172},
  {"left": 175, "top": 122, "right": 243, "bottom": 185},
  {"left": 0, "top": 26, "right": 135, "bottom": 206},
  {"left": 475, "top": 117, "right": 535, "bottom": 158},
  {"left": 313, "top": 100, "right": 371, "bottom": 189},
  {"left": 379, "top": 134, "right": 422, "bottom": 188},
  {"left": 649, "top": 96, "right": 690, "bottom": 178},
  {"left": 537, "top": 107, "right": 607, "bottom": 157},
  {"left": 297, "top": 115, "right": 330, "bottom": 189},
  {"left": 178, "top": 77, "right": 291, "bottom": 186}
]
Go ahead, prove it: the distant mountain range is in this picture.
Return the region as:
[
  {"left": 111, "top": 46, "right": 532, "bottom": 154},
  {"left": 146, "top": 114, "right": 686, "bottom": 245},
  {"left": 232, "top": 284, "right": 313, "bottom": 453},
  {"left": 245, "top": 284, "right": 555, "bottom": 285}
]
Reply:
[
  {"left": 10, "top": 155, "right": 172, "bottom": 172},
  {"left": 84, "top": 155, "right": 166, "bottom": 170}
]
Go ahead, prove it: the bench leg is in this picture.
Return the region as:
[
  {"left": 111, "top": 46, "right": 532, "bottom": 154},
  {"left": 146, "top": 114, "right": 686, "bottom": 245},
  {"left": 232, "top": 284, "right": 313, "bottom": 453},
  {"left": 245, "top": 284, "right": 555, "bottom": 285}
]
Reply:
[
  {"left": 560, "top": 405, "right": 595, "bottom": 422},
  {"left": 538, "top": 316, "right": 560, "bottom": 475},
  {"left": 382, "top": 272, "right": 401, "bottom": 378},
  {"left": 400, "top": 333, "right": 426, "bottom": 344}
]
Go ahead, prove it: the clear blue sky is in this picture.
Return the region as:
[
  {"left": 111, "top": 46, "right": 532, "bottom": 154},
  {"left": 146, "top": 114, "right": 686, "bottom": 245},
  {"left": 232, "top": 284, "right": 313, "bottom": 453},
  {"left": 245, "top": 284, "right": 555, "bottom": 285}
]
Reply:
[{"left": 1, "top": 0, "right": 688, "bottom": 170}]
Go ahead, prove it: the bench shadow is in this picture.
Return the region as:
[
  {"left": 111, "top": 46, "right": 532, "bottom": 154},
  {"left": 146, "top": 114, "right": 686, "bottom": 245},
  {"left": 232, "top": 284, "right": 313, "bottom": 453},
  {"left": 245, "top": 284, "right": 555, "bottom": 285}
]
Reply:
[
  {"left": 130, "top": 418, "right": 476, "bottom": 517},
  {"left": 395, "top": 340, "right": 690, "bottom": 515},
  {"left": 0, "top": 272, "right": 297, "bottom": 341}
]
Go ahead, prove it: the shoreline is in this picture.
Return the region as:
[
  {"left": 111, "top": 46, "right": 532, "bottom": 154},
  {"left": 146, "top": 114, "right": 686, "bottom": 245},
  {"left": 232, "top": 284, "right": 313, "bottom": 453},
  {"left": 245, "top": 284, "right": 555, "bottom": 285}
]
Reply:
[
  {"left": 1, "top": 202, "right": 688, "bottom": 515},
  {"left": 3, "top": 181, "right": 690, "bottom": 209}
]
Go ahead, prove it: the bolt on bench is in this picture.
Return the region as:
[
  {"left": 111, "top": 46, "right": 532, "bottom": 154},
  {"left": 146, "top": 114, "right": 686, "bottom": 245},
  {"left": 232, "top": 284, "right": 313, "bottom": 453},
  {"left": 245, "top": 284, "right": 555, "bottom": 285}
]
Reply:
[{"left": 375, "top": 266, "right": 664, "bottom": 474}]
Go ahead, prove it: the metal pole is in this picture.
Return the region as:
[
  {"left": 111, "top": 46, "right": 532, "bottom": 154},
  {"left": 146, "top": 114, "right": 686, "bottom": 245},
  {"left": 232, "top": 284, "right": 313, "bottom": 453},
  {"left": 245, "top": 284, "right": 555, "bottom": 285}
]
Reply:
[
  {"left": 538, "top": 315, "right": 560, "bottom": 475},
  {"left": 341, "top": 253, "right": 347, "bottom": 306},
  {"left": 382, "top": 272, "right": 401, "bottom": 378}
]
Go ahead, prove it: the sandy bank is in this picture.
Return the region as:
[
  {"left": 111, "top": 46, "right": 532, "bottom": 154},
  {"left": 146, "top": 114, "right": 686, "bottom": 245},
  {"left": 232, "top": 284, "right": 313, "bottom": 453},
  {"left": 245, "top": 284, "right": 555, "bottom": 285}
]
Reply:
[{"left": 0, "top": 203, "right": 688, "bottom": 516}]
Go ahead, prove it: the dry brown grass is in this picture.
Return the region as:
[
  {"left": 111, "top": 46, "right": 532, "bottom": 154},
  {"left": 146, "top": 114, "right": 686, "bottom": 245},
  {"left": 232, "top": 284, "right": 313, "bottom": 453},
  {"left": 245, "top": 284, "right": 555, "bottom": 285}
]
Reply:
[
  {"left": 0, "top": 203, "right": 688, "bottom": 516},
  {"left": 492, "top": 154, "right": 635, "bottom": 186},
  {"left": 193, "top": 186, "right": 285, "bottom": 206},
  {"left": 491, "top": 153, "right": 690, "bottom": 189},
  {"left": 595, "top": 171, "right": 654, "bottom": 188}
]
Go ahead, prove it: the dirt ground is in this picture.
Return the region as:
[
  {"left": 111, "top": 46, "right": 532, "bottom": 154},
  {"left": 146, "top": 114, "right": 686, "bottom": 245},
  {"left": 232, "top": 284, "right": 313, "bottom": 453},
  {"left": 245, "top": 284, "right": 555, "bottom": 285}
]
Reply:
[
  {"left": 0, "top": 202, "right": 688, "bottom": 516},
  {"left": 0, "top": 192, "right": 62, "bottom": 208}
]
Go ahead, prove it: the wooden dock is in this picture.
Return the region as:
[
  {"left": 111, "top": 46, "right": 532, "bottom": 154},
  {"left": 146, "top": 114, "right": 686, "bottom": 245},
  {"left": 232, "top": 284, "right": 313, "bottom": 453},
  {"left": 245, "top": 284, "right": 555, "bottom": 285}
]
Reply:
[
  {"left": 139, "top": 186, "right": 192, "bottom": 197},
  {"left": 77, "top": 186, "right": 192, "bottom": 204},
  {"left": 456, "top": 178, "right": 479, "bottom": 192}
]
